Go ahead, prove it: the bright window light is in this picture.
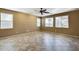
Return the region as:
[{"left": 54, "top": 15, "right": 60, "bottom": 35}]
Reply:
[
  {"left": 36, "top": 18, "right": 40, "bottom": 27},
  {"left": 45, "top": 18, "right": 53, "bottom": 27},
  {"left": 0, "top": 13, "right": 13, "bottom": 29},
  {"left": 55, "top": 15, "right": 69, "bottom": 28}
]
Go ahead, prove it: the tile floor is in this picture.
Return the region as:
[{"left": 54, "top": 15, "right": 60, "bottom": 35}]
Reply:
[{"left": 0, "top": 31, "right": 79, "bottom": 51}]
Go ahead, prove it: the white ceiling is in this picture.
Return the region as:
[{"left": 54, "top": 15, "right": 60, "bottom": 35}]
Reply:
[{"left": 5, "top": 8, "right": 77, "bottom": 17}]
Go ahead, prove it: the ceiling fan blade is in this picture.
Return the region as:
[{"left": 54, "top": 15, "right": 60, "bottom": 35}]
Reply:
[
  {"left": 40, "top": 8, "right": 46, "bottom": 12},
  {"left": 40, "top": 8, "right": 49, "bottom": 15},
  {"left": 44, "top": 12, "right": 49, "bottom": 13},
  {"left": 43, "top": 9, "right": 46, "bottom": 12}
]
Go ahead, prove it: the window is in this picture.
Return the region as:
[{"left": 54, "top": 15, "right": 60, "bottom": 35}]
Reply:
[
  {"left": 55, "top": 15, "right": 69, "bottom": 28},
  {"left": 0, "top": 13, "right": 13, "bottom": 29},
  {"left": 45, "top": 18, "right": 53, "bottom": 27},
  {"left": 36, "top": 18, "right": 40, "bottom": 27}
]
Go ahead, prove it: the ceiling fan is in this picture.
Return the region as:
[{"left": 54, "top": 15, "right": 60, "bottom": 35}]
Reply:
[{"left": 39, "top": 8, "right": 50, "bottom": 15}]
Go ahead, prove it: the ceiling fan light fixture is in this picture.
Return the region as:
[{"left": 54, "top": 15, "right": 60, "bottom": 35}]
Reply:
[{"left": 40, "top": 8, "right": 50, "bottom": 15}]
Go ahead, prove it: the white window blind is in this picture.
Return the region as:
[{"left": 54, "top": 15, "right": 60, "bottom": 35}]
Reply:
[
  {"left": 45, "top": 18, "right": 53, "bottom": 27},
  {"left": 36, "top": 18, "right": 40, "bottom": 27},
  {"left": 0, "top": 13, "right": 13, "bottom": 29},
  {"left": 55, "top": 15, "right": 69, "bottom": 28}
]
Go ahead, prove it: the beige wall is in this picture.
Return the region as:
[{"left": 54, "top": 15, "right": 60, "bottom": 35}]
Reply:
[
  {"left": 40, "top": 10, "right": 79, "bottom": 36},
  {"left": 0, "top": 8, "right": 37, "bottom": 37},
  {"left": 0, "top": 8, "right": 79, "bottom": 37}
]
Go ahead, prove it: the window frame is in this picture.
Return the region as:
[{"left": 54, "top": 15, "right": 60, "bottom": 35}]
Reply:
[
  {"left": 45, "top": 17, "right": 54, "bottom": 27},
  {"left": 0, "top": 12, "right": 13, "bottom": 29},
  {"left": 36, "top": 18, "right": 41, "bottom": 27},
  {"left": 55, "top": 15, "right": 69, "bottom": 28}
]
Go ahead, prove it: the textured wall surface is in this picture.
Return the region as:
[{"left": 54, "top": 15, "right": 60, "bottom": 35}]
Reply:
[{"left": 0, "top": 8, "right": 37, "bottom": 37}]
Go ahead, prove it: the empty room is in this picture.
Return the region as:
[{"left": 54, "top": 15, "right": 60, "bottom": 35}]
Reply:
[{"left": 0, "top": 8, "right": 79, "bottom": 51}]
